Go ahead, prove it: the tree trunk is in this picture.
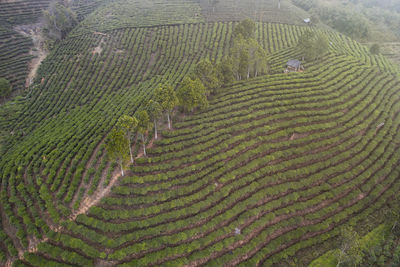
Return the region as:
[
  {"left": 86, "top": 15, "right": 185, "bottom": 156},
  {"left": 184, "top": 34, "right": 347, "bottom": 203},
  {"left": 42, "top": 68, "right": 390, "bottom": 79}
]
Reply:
[
  {"left": 278, "top": 0, "right": 281, "bottom": 9},
  {"left": 154, "top": 119, "right": 158, "bottom": 139},
  {"left": 120, "top": 162, "right": 124, "bottom": 176},
  {"left": 141, "top": 134, "right": 146, "bottom": 156},
  {"left": 392, "top": 221, "right": 398, "bottom": 232},
  {"left": 129, "top": 140, "right": 133, "bottom": 163},
  {"left": 247, "top": 67, "right": 250, "bottom": 79},
  {"left": 255, "top": 68, "right": 258, "bottom": 77},
  {"left": 167, "top": 112, "right": 171, "bottom": 130}
]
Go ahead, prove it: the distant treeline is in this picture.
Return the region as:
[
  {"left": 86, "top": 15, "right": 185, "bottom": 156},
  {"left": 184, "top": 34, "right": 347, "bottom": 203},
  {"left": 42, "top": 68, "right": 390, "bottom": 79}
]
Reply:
[{"left": 292, "top": 0, "right": 400, "bottom": 41}]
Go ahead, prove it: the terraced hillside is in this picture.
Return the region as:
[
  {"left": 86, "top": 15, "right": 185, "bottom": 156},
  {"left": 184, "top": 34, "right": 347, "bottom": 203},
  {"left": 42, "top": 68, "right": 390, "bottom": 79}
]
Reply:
[
  {"left": 1, "top": 0, "right": 400, "bottom": 266},
  {"left": 0, "top": 0, "right": 107, "bottom": 95},
  {"left": 200, "top": 0, "right": 309, "bottom": 24},
  {"left": 0, "top": 26, "right": 33, "bottom": 93},
  {"left": 11, "top": 46, "right": 400, "bottom": 266},
  {"left": 0, "top": 0, "right": 52, "bottom": 95}
]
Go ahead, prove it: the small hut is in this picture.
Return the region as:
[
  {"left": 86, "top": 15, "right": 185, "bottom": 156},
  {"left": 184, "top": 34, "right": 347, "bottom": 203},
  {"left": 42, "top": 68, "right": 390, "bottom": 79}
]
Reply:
[{"left": 285, "top": 59, "right": 303, "bottom": 72}]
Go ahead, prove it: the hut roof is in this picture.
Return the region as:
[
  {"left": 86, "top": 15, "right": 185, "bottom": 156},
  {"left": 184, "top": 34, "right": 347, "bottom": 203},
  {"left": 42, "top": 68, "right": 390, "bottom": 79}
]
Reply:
[{"left": 287, "top": 59, "right": 301, "bottom": 69}]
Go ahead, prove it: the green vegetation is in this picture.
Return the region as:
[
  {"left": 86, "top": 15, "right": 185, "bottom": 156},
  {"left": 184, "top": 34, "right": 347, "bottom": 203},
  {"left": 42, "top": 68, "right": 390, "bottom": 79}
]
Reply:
[
  {"left": 0, "top": 26, "right": 33, "bottom": 94},
  {"left": 1, "top": 0, "right": 400, "bottom": 266},
  {"left": 105, "top": 129, "right": 129, "bottom": 176},
  {"left": 310, "top": 222, "right": 400, "bottom": 266},
  {"left": 135, "top": 110, "right": 150, "bottom": 156},
  {"left": 0, "top": 0, "right": 52, "bottom": 26},
  {"left": 200, "top": 0, "right": 310, "bottom": 25},
  {"left": 292, "top": 0, "right": 400, "bottom": 42},
  {"left": 193, "top": 59, "right": 222, "bottom": 94},
  {"left": 147, "top": 99, "right": 162, "bottom": 140},
  {"left": 43, "top": 2, "right": 78, "bottom": 40},
  {"left": 155, "top": 83, "right": 179, "bottom": 130},
  {"left": 116, "top": 115, "right": 138, "bottom": 163},
  {"left": 298, "top": 30, "right": 329, "bottom": 61},
  {"left": 177, "top": 76, "right": 208, "bottom": 112},
  {"left": 72, "top": 0, "right": 204, "bottom": 35},
  {"left": 0, "top": 0, "right": 108, "bottom": 98},
  {"left": 0, "top": 78, "right": 11, "bottom": 100},
  {"left": 370, "top": 43, "right": 380, "bottom": 55}
]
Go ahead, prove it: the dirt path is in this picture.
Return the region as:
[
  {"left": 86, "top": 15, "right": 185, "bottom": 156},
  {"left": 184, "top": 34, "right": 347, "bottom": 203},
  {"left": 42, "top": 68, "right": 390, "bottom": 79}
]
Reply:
[
  {"left": 69, "top": 167, "right": 120, "bottom": 220},
  {"left": 70, "top": 137, "right": 157, "bottom": 220},
  {"left": 14, "top": 23, "right": 48, "bottom": 88}
]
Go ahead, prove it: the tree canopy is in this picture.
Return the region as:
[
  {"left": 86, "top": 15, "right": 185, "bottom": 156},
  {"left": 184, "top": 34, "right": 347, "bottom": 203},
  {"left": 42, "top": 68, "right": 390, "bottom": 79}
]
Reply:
[
  {"left": 105, "top": 128, "right": 129, "bottom": 176},
  {"left": 370, "top": 43, "right": 380, "bottom": 54},
  {"left": 177, "top": 76, "right": 208, "bottom": 112},
  {"left": 298, "top": 31, "right": 329, "bottom": 61},
  {"left": 336, "top": 226, "right": 363, "bottom": 267},
  {"left": 0, "top": 78, "right": 11, "bottom": 99},
  {"left": 155, "top": 83, "right": 179, "bottom": 129},
  {"left": 135, "top": 110, "right": 150, "bottom": 156},
  {"left": 230, "top": 35, "right": 268, "bottom": 80},
  {"left": 43, "top": 2, "right": 78, "bottom": 40},
  {"left": 147, "top": 99, "right": 162, "bottom": 139},
  {"left": 234, "top": 19, "right": 256, "bottom": 39},
  {"left": 193, "top": 59, "right": 221, "bottom": 94},
  {"left": 116, "top": 115, "right": 138, "bottom": 163}
]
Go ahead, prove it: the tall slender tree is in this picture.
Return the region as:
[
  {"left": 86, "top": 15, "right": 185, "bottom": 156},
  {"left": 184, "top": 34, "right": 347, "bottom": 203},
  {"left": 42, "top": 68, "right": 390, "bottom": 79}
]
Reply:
[
  {"left": 147, "top": 100, "right": 162, "bottom": 140},
  {"left": 116, "top": 115, "right": 138, "bottom": 163},
  {"left": 177, "top": 76, "right": 208, "bottom": 112},
  {"left": 230, "top": 35, "right": 267, "bottom": 80},
  {"left": 193, "top": 59, "right": 221, "bottom": 95},
  {"left": 105, "top": 128, "right": 129, "bottom": 176},
  {"left": 231, "top": 36, "right": 249, "bottom": 80},
  {"left": 217, "top": 57, "right": 234, "bottom": 84},
  {"left": 253, "top": 43, "right": 268, "bottom": 77},
  {"left": 155, "top": 83, "right": 179, "bottom": 130},
  {"left": 298, "top": 30, "right": 315, "bottom": 61},
  {"left": 136, "top": 110, "right": 150, "bottom": 156}
]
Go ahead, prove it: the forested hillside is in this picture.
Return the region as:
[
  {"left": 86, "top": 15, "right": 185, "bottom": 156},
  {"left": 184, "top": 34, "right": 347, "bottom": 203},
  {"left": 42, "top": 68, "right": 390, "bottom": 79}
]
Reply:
[{"left": 0, "top": 0, "right": 400, "bottom": 266}]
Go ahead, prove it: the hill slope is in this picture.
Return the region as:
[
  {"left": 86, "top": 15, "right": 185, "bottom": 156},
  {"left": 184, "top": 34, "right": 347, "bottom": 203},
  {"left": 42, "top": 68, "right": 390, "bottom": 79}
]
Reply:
[
  {"left": 13, "top": 51, "right": 400, "bottom": 266},
  {"left": 1, "top": 0, "right": 400, "bottom": 266}
]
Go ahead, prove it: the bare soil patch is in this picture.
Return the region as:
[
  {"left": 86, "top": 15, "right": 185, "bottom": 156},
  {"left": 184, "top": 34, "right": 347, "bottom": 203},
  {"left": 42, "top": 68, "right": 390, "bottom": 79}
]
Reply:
[
  {"left": 14, "top": 23, "right": 48, "bottom": 88},
  {"left": 93, "top": 37, "right": 106, "bottom": 55}
]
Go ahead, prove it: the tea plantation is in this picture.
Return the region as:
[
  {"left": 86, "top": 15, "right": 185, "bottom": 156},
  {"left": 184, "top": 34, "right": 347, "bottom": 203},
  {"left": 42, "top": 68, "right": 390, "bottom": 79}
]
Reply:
[{"left": 0, "top": 0, "right": 400, "bottom": 266}]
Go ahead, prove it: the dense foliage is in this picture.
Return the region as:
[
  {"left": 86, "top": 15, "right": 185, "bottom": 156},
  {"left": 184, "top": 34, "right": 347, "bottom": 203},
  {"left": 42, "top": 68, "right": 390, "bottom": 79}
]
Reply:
[
  {"left": 0, "top": 78, "right": 11, "bottom": 100},
  {"left": 0, "top": 26, "right": 33, "bottom": 95},
  {"left": 292, "top": 0, "right": 400, "bottom": 42},
  {"left": 43, "top": 2, "right": 78, "bottom": 40}
]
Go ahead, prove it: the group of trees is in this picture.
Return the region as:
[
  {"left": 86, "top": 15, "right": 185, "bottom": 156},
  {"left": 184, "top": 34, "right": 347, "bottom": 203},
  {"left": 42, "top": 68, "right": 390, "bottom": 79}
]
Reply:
[
  {"left": 291, "top": 0, "right": 400, "bottom": 41},
  {"left": 228, "top": 19, "right": 268, "bottom": 80},
  {"left": 335, "top": 199, "right": 400, "bottom": 267},
  {"left": 185, "top": 19, "right": 269, "bottom": 93},
  {"left": 106, "top": 83, "right": 179, "bottom": 175},
  {"left": 298, "top": 30, "right": 330, "bottom": 61},
  {"left": 105, "top": 19, "right": 269, "bottom": 175},
  {"left": 43, "top": 2, "right": 78, "bottom": 40},
  {"left": 105, "top": 72, "right": 217, "bottom": 174}
]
